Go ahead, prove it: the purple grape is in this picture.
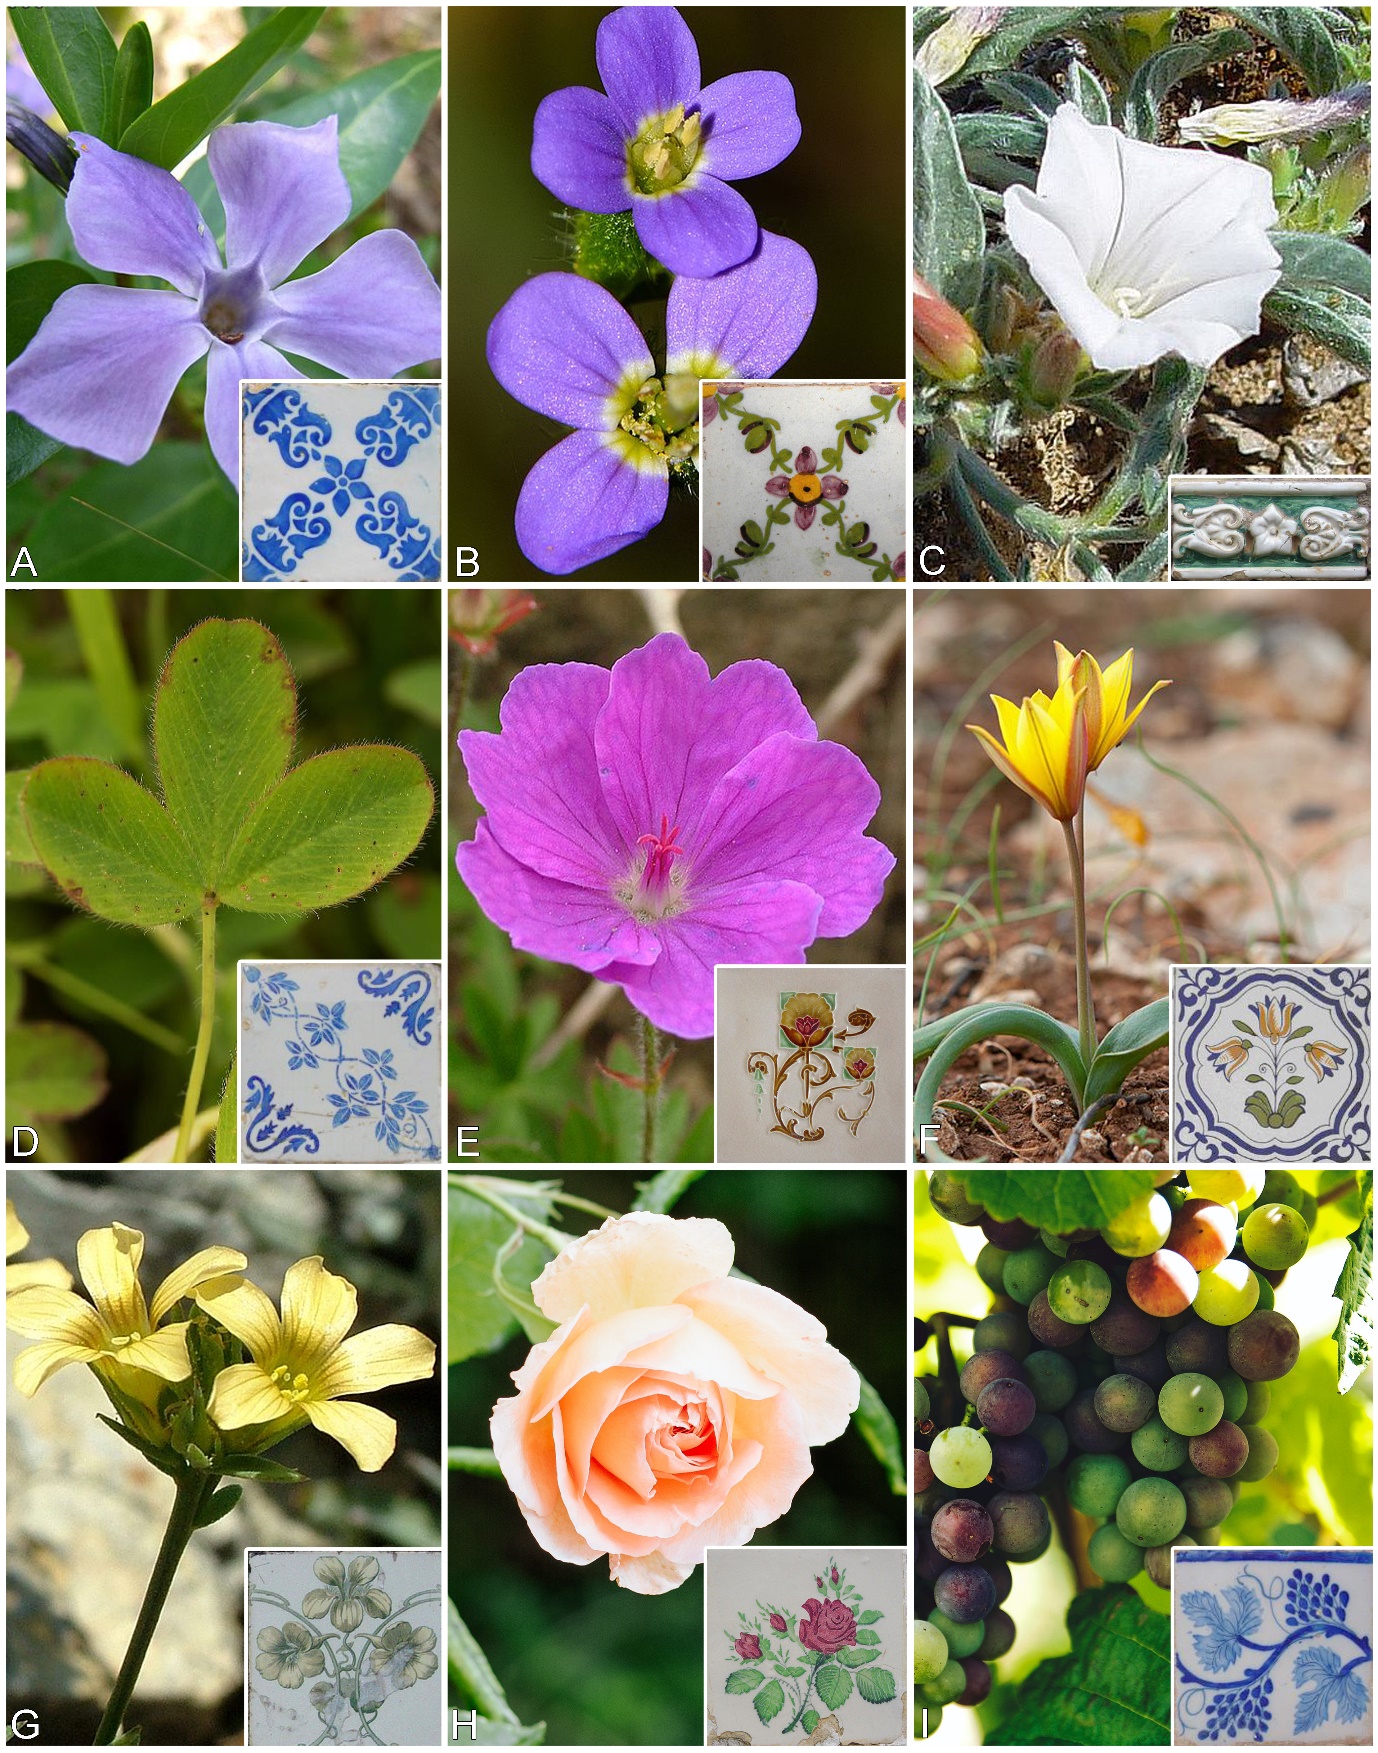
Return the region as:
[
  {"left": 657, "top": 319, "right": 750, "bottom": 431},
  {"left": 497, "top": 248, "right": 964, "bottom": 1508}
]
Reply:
[
  {"left": 1063, "top": 1388, "right": 1125, "bottom": 1453},
  {"left": 987, "top": 1490, "right": 1049, "bottom": 1557},
  {"left": 977, "top": 1377, "right": 1037, "bottom": 1437},
  {"left": 1113, "top": 1337, "right": 1171, "bottom": 1390},
  {"left": 1027, "top": 1288, "right": 1083, "bottom": 1349},
  {"left": 934, "top": 1563, "right": 997, "bottom": 1624},
  {"left": 1165, "top": 1317, "right": 1231, "bottom": 1377},
  {"left": 958, "top": 1657, "right": 992, "bottom": 1706},
  {"left": 931, "top": 1498, "right": 994, "bottom": 1563},
  {"left": 1090, "top": 1292, "right": 1161, "bottom": 1356},
  {"left": 960, "top": 1348, "right": 1027, "bottom": 1404}
]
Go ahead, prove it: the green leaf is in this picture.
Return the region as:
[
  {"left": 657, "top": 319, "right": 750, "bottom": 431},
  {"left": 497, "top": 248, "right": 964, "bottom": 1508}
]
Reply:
[
  {"left": 815, "top": 1663, "right": 852, "bottom": 1711},
  {"left": 633, "top": 1167, "right": 706, "bottom": 1213},
  {"left": 1232, "top": 1018, "right": 1257, "bottom": 1036},
  {"left": 857, "top": 1609, "right": 883, "bottom": 1625},
  {"left": 446, "top": 1183, "right": 556, "bottom": 1364},
  {"left": 854, "top": 1628, "right": 881, "bottom": 1645},
  {"left": 11, "top": 7, "right": 118, "bottom": 139},
  {"left": 110, "top": 1727, "right": 142, "bottom": 1745},
  {"left": 21, "top": 758, "right": 200, "bottom": 924},
  {"left": 1126, "top": 29, "right": 1253, "bottom": 139},
  {"left": 913, "top": 70, "right": 985, "bottom": 309},
  {"left": 856, "top": 1665, "right": 897, "bottom": 1704},
  {"left": 94, "top": 1415, "right": 182, "bottom": 1477},
  {"left": 154, "top": 620, "right": 296, "bottom": 887},
  {"left": 1272, "top": 232, "right": 1373, "bottom": 301},
  {"left": 1065, "top": 59, "right": 1111, "bottom": 125},
  {"left": 838, "top": 1645, "right": 881, "bottom": 1667},
  {"left": 801, "top": 1710, "right": 819, "bottom": 1735},
  {"left": 7, "top": 262, "right": 97, "bottom": 365},
  {"left": 1264, "top": 285, "right": 1370, "bottom": 371},
  {"left": 773, "top": 1665, "right": 806, "bottom": 1677},
  {"left": 119, "top": 7, "right": 326, "bottom": 169},
  {"left": 936, "top": 8, "right": 1086, "bottom": 81},
  {"left": 915, "top": 1003, "right": 1087, "bottom": 1139},
  {"left": 110, "top": 21, "right": 154, "bottom": 141},
  {"left": 218, "top": 746, "right": 433, "bottom": 913},
  {"left": 987, "top": 1585, "right": 1169, "bottom": 1744},
  {"left": 384, "top": 657, "right": 443, "bottom": 726},
  {"left": 954, "top": 1170, "right": 1158, "bottom": 1232},
  {"left": 725, "top": 1669, "right": 764, "bottom": 1694},
  {"left": 1083, "top": 999, "right": 1169, "bottom": 1108},
  {"left": 7, "top": 413, "right": 66, "bottom": 488},
  {"left": 6, "top": 1020, "right": 108, "bottom": 1122},
  {"left": 753, "top": 1680, "right": 786, "bottom": 1724},
  {"left": 6, "top": 771, "right": 41, "bottom": 867},
  {"left": 194, "top": 1482, "right": 242, "bottom": 1528},
  {"left": 1231, "top": 6, "right": 1349, "bottom": 94},
  {"left": 215, "top": 1451, "right": 306, "bottom": 1482},
  {"left": 852, "top": 1372, "right": 905, "bottom": 1496}
]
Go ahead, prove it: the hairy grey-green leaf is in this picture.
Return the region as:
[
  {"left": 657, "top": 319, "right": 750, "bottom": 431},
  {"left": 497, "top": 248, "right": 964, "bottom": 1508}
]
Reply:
[{"left": 914, "top": 72, "right": 986, "bottom": 310}]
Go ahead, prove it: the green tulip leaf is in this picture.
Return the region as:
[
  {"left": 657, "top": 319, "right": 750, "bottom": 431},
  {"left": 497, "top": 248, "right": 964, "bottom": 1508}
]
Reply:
[
  {"left": 10, "top": 7, "right": 118, "bottom": 140},
  {"left": 1083, "top": 998, "right": 1169, "bottom": 1109},
  {"left": 915, "top": 1002, "right": 1088, "bottom": 1146}
]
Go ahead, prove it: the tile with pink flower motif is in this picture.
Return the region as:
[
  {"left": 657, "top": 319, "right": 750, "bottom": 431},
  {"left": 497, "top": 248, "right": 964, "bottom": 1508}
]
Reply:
[
  {"left": 701, "top": 381, "right": 907, "bottom": 583},
  {"left": 706, "top": 1546, "right": 906, "bottom": 1745}
]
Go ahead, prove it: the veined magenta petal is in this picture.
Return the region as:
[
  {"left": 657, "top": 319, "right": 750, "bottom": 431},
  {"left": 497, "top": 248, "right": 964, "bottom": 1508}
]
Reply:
[
  {"left": 267, "top": 231, "right": 441, "bottom": 377},
  {"left": 691, "top": 732, "right": 895, "bottom": 937},
  {"left": 457, "top": 820, "right": 661, "bottom": 974},
  {"left": 7, "top": 284, "right": 209, "bottom": 465},
  {"left": 595, "top": 4, "right": 700, "bottom": 130},
  {"left": 459, "top": 660, "right": 628, "bottom": 887},
  {"left": 532, "top": 85, "right": 630, "bottom": 213},
  {"left": 204, "top": 339, "right": 302, "bottom": 481},
  {"left": 609, "top": 878, "right": 825, "bottom": 1038},
  {"left": 698, "top": 71, "right": 800, "bottom": 179},
  {"left": 66, "top": 134, "right": 220, "bottom": 296},
  {"left": 593, "top": 634, "right": 817, "bottom": 854},
  {"left": 210, "top": 116, "right": 351, "bottom": 287},
  {"left": 487, "top": 272, "right": 653, "bottom": 429},
  {"left": 632, "top": 176, "right": 757, "bottom": 277},
  {"left": 666, "top": 230, "right": 815, "bottom": 377},
  {"left": 514, "top": 429, "right": 667, "bottom": 575}
]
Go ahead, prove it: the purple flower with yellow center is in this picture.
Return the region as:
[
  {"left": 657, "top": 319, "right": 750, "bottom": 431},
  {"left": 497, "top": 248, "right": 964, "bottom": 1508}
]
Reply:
[
  {"left": 455, "top": 633, "right": 894, "bottom": 1038},
  {"left": 531, "top": 4, "right": 800, "bottom": 277},
  {"left": 8, "top": 117, "right": 441, "bottom": 479},
  {"left": 765, "top": 447, "right": 847, "bottom": 530},
  {"left": 1304, "top": 1040, "right": 1346, "bottom": 1081},
  {"left": 487, "top": 230, "right": 815, "bottom": 574},
  {"left": 1204, "top": 1036, "right": 1251, "bottom": 1079}
]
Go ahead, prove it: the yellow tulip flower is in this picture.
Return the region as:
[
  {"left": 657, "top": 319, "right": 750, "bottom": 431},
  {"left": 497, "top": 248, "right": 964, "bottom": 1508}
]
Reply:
[
  {"left": 6, "top": 1200, "right": 73, "bottom": 1297},
  {"left": 967, "top": 674, "right": 1091, "bottom": 821},
  {"left": 5, "top": 1222, "right": 246, "bottom": 1398},
  {"left": 1204, "top": 1037, "right": 1252, "bottom": 1080},
  {"left": 1053, "top": 642, "right": 1171, "bottom": 771},
  {"left": 196, "top": 1256, "right": 435, "bottom": 1473},
  {"left": 1251, "top": 998, "right": 1297, "bottom": 1040},
  {"left": 1305, "top": 1041, "right": 1346, "bottom": 1081}
]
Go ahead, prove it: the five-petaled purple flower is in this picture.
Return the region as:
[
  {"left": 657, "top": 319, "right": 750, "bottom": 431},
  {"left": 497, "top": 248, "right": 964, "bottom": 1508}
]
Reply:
[
  {"left": 487, "top": 230, "right": 815, "bottom": 574},
  {"left": 531, "top": 5, "right": 800, "bottom": 278},
  {"left": 455, "top": 633, "right": 894, "bottom": 1038},
  {"left": 8, "top": 116, "right": 441, "bottom": 479}
]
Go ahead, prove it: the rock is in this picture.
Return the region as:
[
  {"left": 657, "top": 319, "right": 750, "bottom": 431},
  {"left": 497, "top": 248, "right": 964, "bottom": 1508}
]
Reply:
[
  {"left": 971, "top": 942, "right": 1057, "bottom": 1003},
  {"left": 1207, "top": 619, "right": 1361, "bottom": 732},
  {"left": 1282, "top": 338, "right": 1368, "bottom": 408}
]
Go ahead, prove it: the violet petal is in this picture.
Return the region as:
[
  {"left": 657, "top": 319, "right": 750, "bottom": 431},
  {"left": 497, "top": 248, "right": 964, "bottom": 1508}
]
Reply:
[
  {"left": 205, "top": 337, "right": 302, "bottom": 480},
  {"left": 531, "top": 85, "right": 631, "bottom": 213},
  {"left": 210, "top": 116, "right": 351, "bottom": 287},
  {"left": 66, "top": 132, "right": 220, "bottom": 297},
  {"left": 795, "top": 445, "right": 817, "bottom": 473},
  {"left": 794, "top": 502, "right": 818, "bottom": 531},
  {"left": 487, "top": 271, "right": 653, "bottom": 427},
  {"left": 666, "top": 229, "right": 816, "bottom": 377},
  {"left": 595, "top": 4, "right": 700, "bottom": 129},
  {"left": 820, "top": 475, "right": 846, "bottom": 498},
  {"left": 267, "top": 231, "right": 441, "bottom": 376},
  {"left": 699, "top": 70, "right": 800, "bottom": 179},
  {"left": 514, "top": 428, "right": 668, "bottom": 575},
  {"left": 765, "top": 476, "right": 789, "bottom": 496},
  {"left": 632, "top": 175, "right": 757, "bottom": 277},
  {"left": 7, "top": 284, "right": 209, "bottom": 465}
]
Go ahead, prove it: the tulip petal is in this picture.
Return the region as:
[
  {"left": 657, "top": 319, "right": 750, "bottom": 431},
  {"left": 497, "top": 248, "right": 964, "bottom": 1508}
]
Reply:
[
  {"left": 533, "top": 1211, "right": 734, "bottom": 1324},
  {"left": 210, "top": 116, "right": 351, "bottom": 288},
  {"left": 66, "top": 134, "right": 221, "bottom": 296},
  {"left": 76, "top": 1224, "right": 148, "bottom": 1335},
  {"left": 267, "top": 231, "right": 442, "bottom": 377},
  {"left": 665, "top": 230, "right": 816, "bottom": 378},
  {"left": 531, "top": 85, "right": 630, "bottom": 212},
  {"left": 632, "top": 175, "right": 758, "bottom": 277},
  {"left": 513, "top": 428, "right": 668, "bottom": 576},
  {"left": 315, "top": 1323, "right": 436, "bottom": 1399},
  {"left": 968, "top": 722, "right": 1061, "bottom": 818},
  {"left": 486, "top": 273, "right": 654, "bottom": 429},
  {"left": 595, "top": 4, "right": 700, "bottom": 129},
  {"left": 150, "top": 1245, "right": 249, "bottom": 1328},
  {"left": 207, "top": 1360, "right": 292, "bottom": 1428},
  {"left": 12, "top": 1338, "right": 102, "bottom": 1396},
  {"left": 280, "top": 1257, "right": 358, "bottom": 1375},
  {"left": 304, "top": 1396, "right": 396, "bottom": 1472},
  {"left": 698, "top": 71, "right": 800, "bottom": 179},
  {"left": 195, "top": 1274, "right": 282, "bottom": 1361}
]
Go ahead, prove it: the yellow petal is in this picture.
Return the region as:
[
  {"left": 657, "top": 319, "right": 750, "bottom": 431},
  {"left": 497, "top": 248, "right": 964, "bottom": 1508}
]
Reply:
[
  {"left": 195, "top": 1274, "right": 282, "bottom": 1363},
  {"left": 315, "top": 1324, "right": 436, "bottom": 1399},
  {"left": 968, "top": 723, "right": 1059, "bottom": 816},
  {"left": 991, "top": 692, "right": 1024, "bottom": 749},
  {"left": 1108, "top": 677, "right": 1171, "bottom": 757},
  {"left": 280, "top": 1258, "right": 358, "bottom": 1374},
  {"left": 207, "top": 1361, "right": 292, "bottom": 1429},
  {"left": 150, "top": 1245, "right": 249, "bottom": 1327},
  {"left": 113, "top": 1323, "right": 193, "bottom": 1383},
  {"left": 1024, "top": 693, "right": 1086, "bottom": 819},
  {"left": 7, "top": 1200, "right": 28, "bottom": 1259},
  {"left": 304, "top": 1397, "right": 397, "bottom": 1472},
  {"left": 7, "top": 1258, "right": 74, "bottom": 1295},
  {"left": 76, "top": 1224, "right": 149, "bottom": 1336},
  {"left": 5, "top": 1285, "right": 105, "bottom": 1346},
  {"left": 13, "top": 1337, "right": 102, "bottom": 1396}
]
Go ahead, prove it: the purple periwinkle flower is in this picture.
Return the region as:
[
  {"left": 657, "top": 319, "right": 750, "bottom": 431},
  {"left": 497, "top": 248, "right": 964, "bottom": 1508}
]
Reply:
[
  {"left": 531, "top": 5, "right": 800, "bottom": 278},
  {"left": 8, "top": 116, "right": 441, "bottom": 478},
  {"left": 455, "top": 633, "right": 895, "bottom": 1038},
  {"left": 488, "top": 230, "right": 815, "bottom": 574}
]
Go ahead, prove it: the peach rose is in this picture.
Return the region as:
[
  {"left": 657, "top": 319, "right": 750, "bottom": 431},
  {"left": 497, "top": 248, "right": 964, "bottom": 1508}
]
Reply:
[{"left": 490, "top": 1212, "right": 860, "bottom": 1595}]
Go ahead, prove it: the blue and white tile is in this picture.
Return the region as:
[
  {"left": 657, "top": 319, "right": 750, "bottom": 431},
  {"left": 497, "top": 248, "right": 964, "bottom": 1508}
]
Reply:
[
  {"left": 1174, "top": 1548, "right": 1373, "bottom": 1746},
  {"left": 240, "top": 380, "right": 441, "bottom": 582},
  {"left": 1173, "top": 965, "right": 1370, "bottom": 1162},
  {"left": 239, "top": 961, "right": 441, "bottom": 1163}
]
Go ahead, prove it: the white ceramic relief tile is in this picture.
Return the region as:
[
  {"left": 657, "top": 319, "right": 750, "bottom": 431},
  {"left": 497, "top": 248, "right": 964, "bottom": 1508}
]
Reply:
[
  {"left": 1172, "top": 965, "right": 1370, "bottom": 1162},
  {"left": 701, "top": 381, "right": 907, "bottom": 583},
  {"left": 240, "top": 380, "right": 441, "bottom": 581},
  {"left": 239, "top": 961, "right": 441, "bottom": 1162},
  {"left": 1173, "top": 1548, "right": 1373, "bottom": 1746},
  {"left": 246, "top": 1547, "right": 442, "bottom": 1745},
  {"left": 706, "top": 1546, "right": 906, "bottom": 1746}
]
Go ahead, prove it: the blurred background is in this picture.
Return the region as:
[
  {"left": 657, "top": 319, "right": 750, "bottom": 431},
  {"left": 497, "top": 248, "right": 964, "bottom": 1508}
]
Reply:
[
  {"left": 448, "top": 4, "right": 908, "bottom": 581},
  {"left": 6, "top": 588, "right": 442, "bottom": 1162},
  {"left": 6, "top": 1167, "right": 441, "bottom": 1745},
  {"left": 447, "top": 1168, "right": 908, "bottom": 1745}
]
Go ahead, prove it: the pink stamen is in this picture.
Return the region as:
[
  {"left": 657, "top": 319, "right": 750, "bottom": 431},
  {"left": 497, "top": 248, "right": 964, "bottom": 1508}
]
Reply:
[{"left": 637, "top": 813, "right": 685, "bottom": 899}]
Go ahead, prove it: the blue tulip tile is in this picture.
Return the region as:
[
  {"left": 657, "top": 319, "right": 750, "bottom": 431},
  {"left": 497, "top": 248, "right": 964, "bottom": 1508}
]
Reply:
[
  {"left": 700, "top": 380, "right": 907, "bottom": 583},
  {"left": 240, "top": 380, "right": 441, "bottom": 582},
  {"left": 1174, "top": 1548, "right": 1373, "bottom": 1745},
  {"left": 238, "top": 961, "right": 441, "bottom": 1163},
  {"left": 1172, "top": 965, "right": 1370, "bottom": 1162}
]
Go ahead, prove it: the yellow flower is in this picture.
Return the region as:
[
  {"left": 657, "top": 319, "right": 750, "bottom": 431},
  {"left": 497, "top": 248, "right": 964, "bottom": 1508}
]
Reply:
[
  {"left": 6, "top": 1200, "right": 73, "bottom": 1297},
  {"left": 5, "top": 1222, "right": 246, "bottom": 1399},
  {"left": 780, "top": 992, "right": 834, "bottom": 1048},
  {"left": 301, "top": 1555, "right": 392, "bottom": 1630},
  {"left": 1052, "top": 642, "right": 1171, "bottom": 771},
  {"left": 1251, "top": 998, "right": 1296, "bottom": 1040},
  {"left": 196, "top": 1256, "right": 435, "bottom": 1473},
  {"left": 967, "top": 674, "right": 1091, "bottom": 821},
  {"left": 1204, "top": 1037, "right": 1252, "bottom": 1079},
  {"left": 843, "top": 1048, "right": 876, "bottom": 1081},
  {"left": 1304, "top": 1041, "right": 1345, "bottom": 1081}
]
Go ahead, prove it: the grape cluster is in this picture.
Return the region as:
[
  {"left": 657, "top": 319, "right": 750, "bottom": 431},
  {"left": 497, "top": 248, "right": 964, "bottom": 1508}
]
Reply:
[{"left": 914, "top": 1169, "right": 1310, "bottom": 1731}]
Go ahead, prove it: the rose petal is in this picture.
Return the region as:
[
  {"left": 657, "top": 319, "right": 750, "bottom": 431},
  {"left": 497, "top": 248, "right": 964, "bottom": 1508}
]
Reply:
[
  {"left": 665, "top": 230, "right": 816, "bottom": 378},
  {"left": 623, "top": 1313, "right": 780, "bottom": 1403},
  {"left": 608, "top": 1547, "right": 695, "bottom": 1594},
  {"left": 699, "top": 71, "right": 800, "bottom": 179},
  {"left": 267, "top": 231, "right": 441, "bottom": 376},
  {"left": 552, "top": 1402, "right": 668, "bottom": 1558},
  {"left": 533, "top": 1211, "right": 734, "bottom": 1323},
  {"left": 557, "top": 1365, "right": 649, "bottom": 1496},
  {"left": 595, "top": 5, "right": 700, "bottom": 129},
  {"left": 204, "top": 337, "right": 302, "bottom": 480},
  {"left": 531, "top": 85, "right": 630, "bottom": 213},
  {"left": 487, "top": 273, "right": 654, "bottom": 429},
  {"left": 67, "top": 133, "right": 220, "bottom": 296},
  {"left": 632, "top": 176, "right": 758, "bottom": 277},
  {"left": 513, "top": 428, "right": 668, "bottom": 575},
  {"left": 210, "top": 116, "right": 351, "bottom": 287}
]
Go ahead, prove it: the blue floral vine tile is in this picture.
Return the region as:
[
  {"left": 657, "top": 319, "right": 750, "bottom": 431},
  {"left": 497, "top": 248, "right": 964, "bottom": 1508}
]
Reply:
[
  {"left": 238, "top": 961, "right": 441, "bottom": 1163},
  {"left": 700, "top": 380, "right": 907, "bottom": 583},
  {"left": 1174, "top": 1548, "right": 1372, "bottom": 1745},
  {"left": 240, "top": 381, "right": 441, "bottom": 581},
  {"left": 1172, "top": 965, "right": 1370, "bottom": 1162}
]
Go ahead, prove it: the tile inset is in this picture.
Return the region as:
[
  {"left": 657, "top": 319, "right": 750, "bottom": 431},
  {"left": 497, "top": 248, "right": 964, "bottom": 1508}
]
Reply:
[
  {"left": 1174, "top": 1548, "right": 1372, "bottom": 1745},
  {"left": 1169, "top": 476, "right": 1370, "bottom": 580},
  {"left": 239, "top": 961, "right": 441, "bottom": 1162},
  {"left": 240, "top": 381, "right": 441, "bottom": 581},
  {"left": 701, "top": 381, "right": 906, "bottom": 582},
  {"left": 1173, "top": 965, "right": 1370, "bottom": 1161}
]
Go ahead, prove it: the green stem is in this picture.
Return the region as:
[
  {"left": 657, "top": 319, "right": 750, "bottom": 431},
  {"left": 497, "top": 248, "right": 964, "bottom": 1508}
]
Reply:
[
  {"left": 1062, "top": 810, "right": 1096, "bottom": 1069},
  {"left": 781, "top": 1659, "right": 821, "bottom": 1734},
  {"left": 447, "top": 1446, "right": 503, "bottom": 1475},
  {"left": 7, "top": 949, "right": 185, "bottom": 1054},
  {"left": 447, "top": 1176, "right": 572, "bottom": 1256},
  {"left": 66, "top": 587, "right": 145, "bottom": 769},
  {"left": 173, "top": 902, "right": 217, "bottom": 1165},
  {"left": 638, "top": 1012, "right": 663, "bottom": 1162},
  {"left": 93, "top": 1471, "right": 212, "bottom": 1744}
]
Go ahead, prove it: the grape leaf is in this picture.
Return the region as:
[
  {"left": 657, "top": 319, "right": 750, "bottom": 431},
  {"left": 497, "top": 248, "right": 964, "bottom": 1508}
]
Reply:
[
  {"left": 986, "top": 1586, "right": 1169, "bottom": 1745},
  {"left": 1333, "top": 1185, "right": 1372, "bottom": 1395},
  {"left": 954, "top": 1171, "right": 1157, "bottom": 1233}
]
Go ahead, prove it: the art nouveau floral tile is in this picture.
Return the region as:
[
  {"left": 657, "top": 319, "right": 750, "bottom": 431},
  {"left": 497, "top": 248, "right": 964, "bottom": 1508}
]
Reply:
[
  {"left": 246, "top": 1547, "right": 442, "bottom": 1746},
  {"left": 1173, "top": 965, "right": 1370, "bottom": 1162},
  {"left": 1173, "top": 1548, "right": 1372, "bottom": 1746},
  {"left": 240, "top": 381, "right": 441, "bottom": 581},
  {"left": 1170, "top": 476, "right": 1370, "bottom": 581},
  {"left": 239, "top": 961, "right": 441, "bottom": 1163},
  {"left": 701, "top": 381, "right": 906, "bottom": 583},
  {"left": 706, "top": 1546, "right": 906, "bottom": 1746}
]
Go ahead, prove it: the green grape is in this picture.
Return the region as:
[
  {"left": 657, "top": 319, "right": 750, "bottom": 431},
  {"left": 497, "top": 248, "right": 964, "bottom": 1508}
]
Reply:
[
  {"left": 1217, "top": 1369, "right": 1247, "bottom": 1423},
  {"left": 1088, "top": 1522, "right": 1145, "bottom": 1582},
  {"left": 913, "top": 1617, "right": 950, "bottom": 1682},
  {"left": 1186, "top": 1169, "right": 1266, "bottom": 1208},
  {"left": 928, "top": 1608, "right": 984, "bottom": 1659},
  {"left": 917, "top": 1701, "right": 943, "bottom": 1738},
  {"left": 1132, "top": 1413, "right": 1189, "bottom": 1472},
  {"left": 1159, "top": 1372, "right": 1225, "bottom": 1436},
  {"left": 1039, "top": 1229, "right": 1073, "bottom": 1257},
  {"left": 1003, "top": 1243, "right": 1060, "bottom": 1306},
  {"left": 1029, "top": 1412, "right": 1069, "bottom": 1469},
  {"left": 1048, "top": 1258, "right": 1113, "bottom": 1324},
  {"left": 921, "top": 1658, "right": 967, "bottom": 1707},
  {"left": 1260, "top": 1170, "right": 1305, "bottom": 1213},
  {"left": 1067, "top": 1452, "right": 1132, "bottom": 1517},
  {"left": 1103, "top": 1192, "right": 1172, "bottom": 1257},
  {"left": 930, "top": 1426, "right": 993, "bottom": 1489},
  {"left": 1243, "top": 1379, "right": 1271, "bottom": 1420},
  {"left": 973, "top": 1309, "right": 1033, "bottom": 1358},
  {"left": 1298, "top": 1190, "right": 1318, "bottom": 1228},
  {"left": 1193, "top": 1259, "right": 1260, "bottom": 1325},
  {"left": 1236, "top": 1423, "right": 1280, "bottom": 1483},
  {"left": 1242, "top": 1202, "right": 1310, "bottom": 1269},
  {"left": 976, "top": 1242, "right": 1011, "bottom": 1293},
  {"left": 915, "top": 1380, "right": 932, "bottom": 1425},
  {"left": 929, "top": 1171, "right": 984, "bottom": 1224},
  {"left": 1116, "top": 1476, "right": 1188, "bottom": 1547},
  {"left": 1024, "top": 1348, "right": 1078, "bottom": 1412}
]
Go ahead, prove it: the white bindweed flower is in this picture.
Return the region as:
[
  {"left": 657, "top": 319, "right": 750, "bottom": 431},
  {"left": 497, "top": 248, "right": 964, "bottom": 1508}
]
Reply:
[{"left": 1003, "top": 104, "right": 1281, "bottom": 371}]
